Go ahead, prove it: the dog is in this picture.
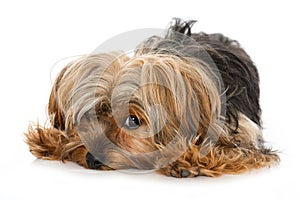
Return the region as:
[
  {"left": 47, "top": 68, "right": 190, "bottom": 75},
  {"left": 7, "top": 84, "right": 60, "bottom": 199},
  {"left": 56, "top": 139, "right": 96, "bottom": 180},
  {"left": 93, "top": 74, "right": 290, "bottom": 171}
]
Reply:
[{"left": 25, "top": 18, "right": 279, "bottom": 178}]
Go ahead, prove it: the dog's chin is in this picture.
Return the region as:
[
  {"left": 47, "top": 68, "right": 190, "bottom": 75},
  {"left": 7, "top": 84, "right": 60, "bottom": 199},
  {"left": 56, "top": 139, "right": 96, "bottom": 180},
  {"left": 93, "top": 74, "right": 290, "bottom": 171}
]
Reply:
[
  {"left": 87, "top": 149, "right": 157, "bottom": 170},
  {"left": 85, "top": 127, "right": 195, "bottom": 171}
]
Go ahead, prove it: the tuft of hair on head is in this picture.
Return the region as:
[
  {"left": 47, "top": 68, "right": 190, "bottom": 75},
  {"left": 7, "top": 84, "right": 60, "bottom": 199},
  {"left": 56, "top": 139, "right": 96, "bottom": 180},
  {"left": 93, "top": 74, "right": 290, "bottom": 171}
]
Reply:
[{"left": 168, "top": 18, "right": 197, "bottom": 37}]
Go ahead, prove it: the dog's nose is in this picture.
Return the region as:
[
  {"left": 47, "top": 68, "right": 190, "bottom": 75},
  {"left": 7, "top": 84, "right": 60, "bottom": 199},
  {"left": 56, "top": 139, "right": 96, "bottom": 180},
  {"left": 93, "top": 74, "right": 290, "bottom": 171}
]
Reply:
[{"left": 86, "top": 152, "right": 104, "bottom": 169}]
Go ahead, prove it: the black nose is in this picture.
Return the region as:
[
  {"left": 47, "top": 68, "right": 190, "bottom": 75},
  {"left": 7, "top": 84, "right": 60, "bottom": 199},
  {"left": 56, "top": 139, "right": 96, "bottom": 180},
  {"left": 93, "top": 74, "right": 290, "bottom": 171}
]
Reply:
[{"left": 86, "top": 152, "right": 103, "bottom": 169}]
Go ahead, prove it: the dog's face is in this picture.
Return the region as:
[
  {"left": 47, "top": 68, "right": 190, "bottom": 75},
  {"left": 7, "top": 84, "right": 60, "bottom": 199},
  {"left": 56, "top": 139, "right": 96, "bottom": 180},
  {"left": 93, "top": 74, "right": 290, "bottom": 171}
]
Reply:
[
  {"left": 26, "top": 19, "right": 280, "bottom": 177},
  {"left": 50, "top": 52, "right": 223, "bottom": 170}
]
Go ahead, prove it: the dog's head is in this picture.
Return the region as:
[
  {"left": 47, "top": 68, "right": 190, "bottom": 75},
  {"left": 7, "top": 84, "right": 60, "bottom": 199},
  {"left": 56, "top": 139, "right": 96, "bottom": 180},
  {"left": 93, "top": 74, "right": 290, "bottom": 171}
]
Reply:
[{"left": 49, "top": 43, "right": 225, "bottom": 170}]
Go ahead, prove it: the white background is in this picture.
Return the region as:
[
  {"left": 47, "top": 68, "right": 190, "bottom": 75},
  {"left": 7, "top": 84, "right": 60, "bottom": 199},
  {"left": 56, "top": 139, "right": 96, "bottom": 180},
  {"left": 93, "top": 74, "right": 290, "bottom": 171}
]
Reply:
[{"left": 0, "top": 0, "right": 299, "bottom": 199}]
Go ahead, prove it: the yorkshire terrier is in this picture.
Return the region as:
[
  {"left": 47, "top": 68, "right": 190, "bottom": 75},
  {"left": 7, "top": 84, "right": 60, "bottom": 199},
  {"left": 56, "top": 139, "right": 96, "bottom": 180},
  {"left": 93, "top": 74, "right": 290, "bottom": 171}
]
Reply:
[{"left": 25, "top": 19, "right": 279, "bottom": 178}]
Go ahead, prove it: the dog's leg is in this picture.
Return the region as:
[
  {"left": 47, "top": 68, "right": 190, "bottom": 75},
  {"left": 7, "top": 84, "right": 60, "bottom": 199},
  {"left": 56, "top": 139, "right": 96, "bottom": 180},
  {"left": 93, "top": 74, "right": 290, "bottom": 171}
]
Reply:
[
  {"left": 25, "top": 124, "right": 88, "bottom": 168},
  {"left": 25, "top": 125, "right": 67, "bottom": 160},
  {"left": 158, "top": 145, "right": 279, "bottom": 178}
]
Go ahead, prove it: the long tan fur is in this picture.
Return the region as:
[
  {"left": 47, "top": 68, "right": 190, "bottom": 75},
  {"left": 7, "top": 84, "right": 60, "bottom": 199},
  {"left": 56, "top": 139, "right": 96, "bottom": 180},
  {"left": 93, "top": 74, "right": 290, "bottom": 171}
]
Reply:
[{"left": 25, "top": 52, "right": 279, "bottom": 177}]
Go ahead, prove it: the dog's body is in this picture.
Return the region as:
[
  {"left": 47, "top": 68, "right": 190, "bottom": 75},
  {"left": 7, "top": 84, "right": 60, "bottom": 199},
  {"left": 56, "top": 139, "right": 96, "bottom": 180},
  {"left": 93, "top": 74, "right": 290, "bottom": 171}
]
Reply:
[{"left": 26, "top": 19, "right": 279, "bottom": 177}]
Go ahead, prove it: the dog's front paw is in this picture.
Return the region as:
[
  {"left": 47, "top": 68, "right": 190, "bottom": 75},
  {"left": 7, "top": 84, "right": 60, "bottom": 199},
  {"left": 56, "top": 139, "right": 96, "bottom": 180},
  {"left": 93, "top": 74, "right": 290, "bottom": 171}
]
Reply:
[{"left": 159, "top": 163, "right": 201, "bottom": 178}]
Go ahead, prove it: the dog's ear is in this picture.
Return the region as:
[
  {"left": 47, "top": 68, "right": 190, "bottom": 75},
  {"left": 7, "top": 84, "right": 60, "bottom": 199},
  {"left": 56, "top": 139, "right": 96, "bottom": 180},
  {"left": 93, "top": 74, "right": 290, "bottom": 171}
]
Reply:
[
  {"left": 136, "top": 56, "right": 221, "bottom": 139},
  {"left": 48, "top": 53, "right": 130, "bottom": 131},
  {"left": 48, "top": 66, "right": 68, "bottom": 130}
]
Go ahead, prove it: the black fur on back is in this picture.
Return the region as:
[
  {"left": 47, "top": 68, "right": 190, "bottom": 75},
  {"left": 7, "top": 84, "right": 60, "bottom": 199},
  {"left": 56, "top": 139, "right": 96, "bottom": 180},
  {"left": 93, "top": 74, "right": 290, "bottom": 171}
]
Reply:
[{"left": 136, "top": 18, "right": 261, "bottom": 131}]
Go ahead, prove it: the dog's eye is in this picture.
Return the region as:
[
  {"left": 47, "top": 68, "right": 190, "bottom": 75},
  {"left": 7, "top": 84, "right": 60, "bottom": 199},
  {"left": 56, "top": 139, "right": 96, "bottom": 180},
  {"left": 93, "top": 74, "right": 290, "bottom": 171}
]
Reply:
[{"left": 124, "top": 115, "right": 141, "bottom": 129}]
